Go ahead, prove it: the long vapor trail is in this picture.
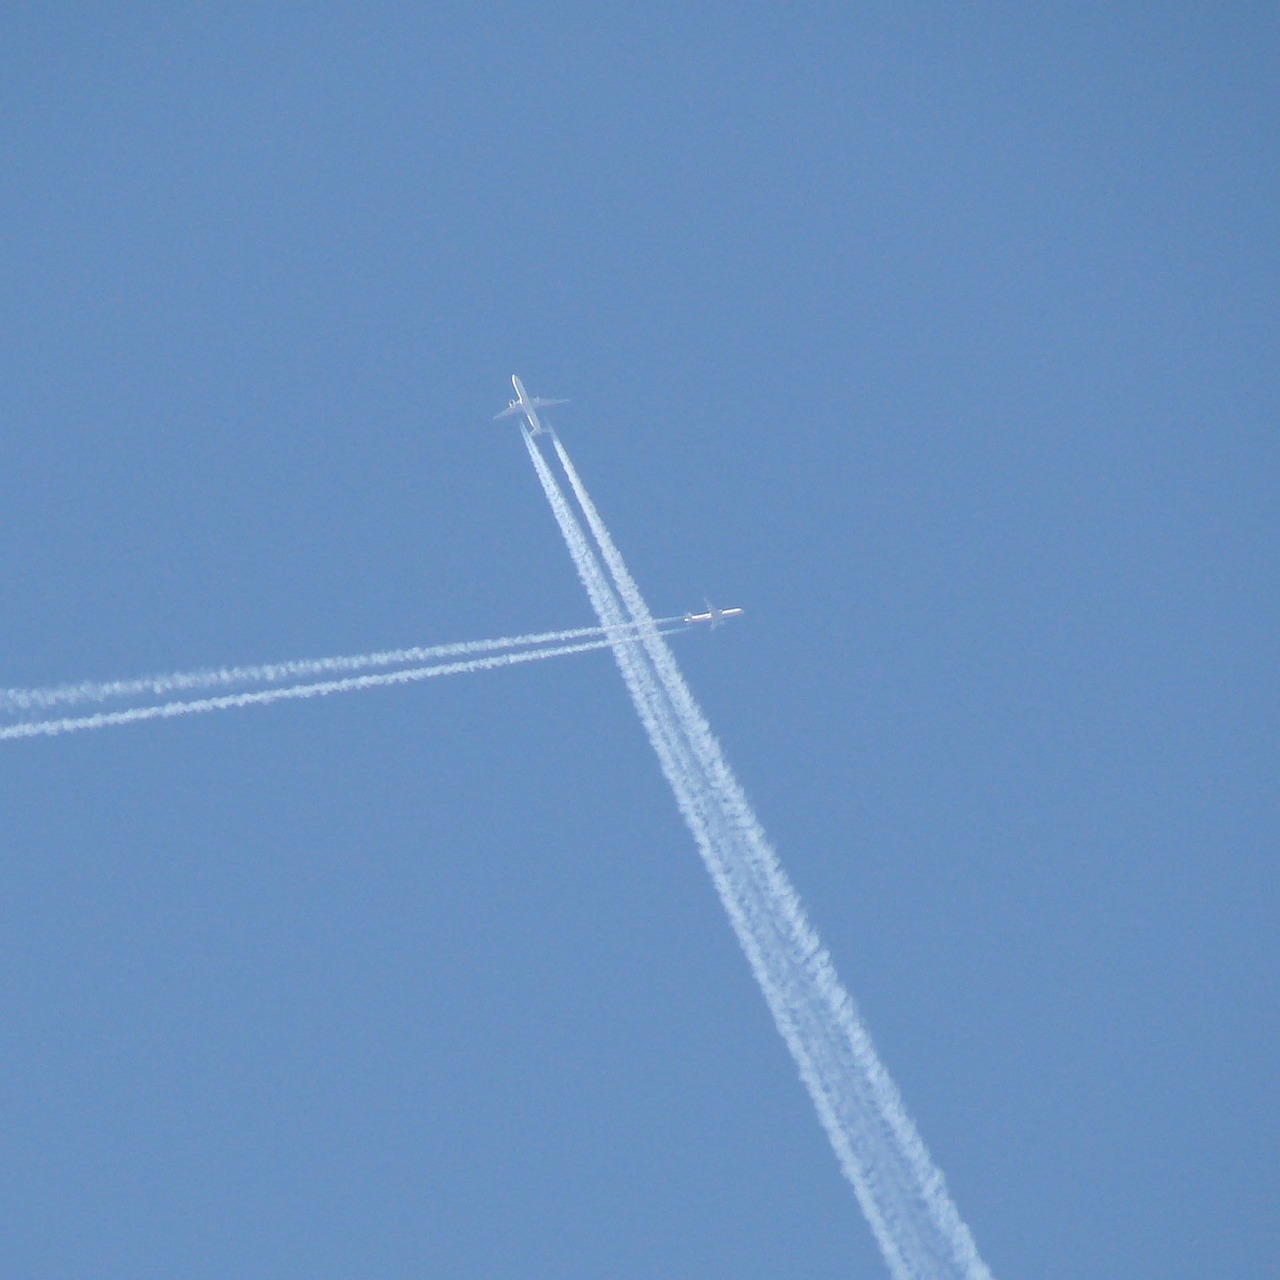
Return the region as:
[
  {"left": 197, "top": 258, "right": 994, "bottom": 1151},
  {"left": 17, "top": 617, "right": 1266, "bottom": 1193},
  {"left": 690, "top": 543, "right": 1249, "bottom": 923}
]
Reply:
[
  {"left": 0, "top": 633, "right": 673, "bottom": 742},
  {"left": 532, "top": 428, "right": 993, "bottom": 1280},
  {"left": 0, "top": 620, "right": 680, "bottom": 714}
]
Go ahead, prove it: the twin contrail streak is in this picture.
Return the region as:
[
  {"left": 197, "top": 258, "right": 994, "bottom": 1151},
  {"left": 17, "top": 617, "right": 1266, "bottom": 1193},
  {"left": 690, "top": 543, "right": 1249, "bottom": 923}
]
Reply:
[
  {"left": 530, "top": 427, "right": 993, "bottom": 1280},
  {"left": 0, "top": 634, "right": 672, "bottom": 742},
  {"left": 0, "top": 621, "right": 680, "bottom": 714}
]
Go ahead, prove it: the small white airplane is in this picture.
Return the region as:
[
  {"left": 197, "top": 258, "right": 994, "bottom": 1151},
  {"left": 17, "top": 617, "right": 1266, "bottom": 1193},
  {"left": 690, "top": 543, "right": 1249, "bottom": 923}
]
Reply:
[
  {"left": 684, "top": 601, "right": 744, "bottom": 629},
  {"left": 494, "top": 374, "right": 568, "bottom": 437}
]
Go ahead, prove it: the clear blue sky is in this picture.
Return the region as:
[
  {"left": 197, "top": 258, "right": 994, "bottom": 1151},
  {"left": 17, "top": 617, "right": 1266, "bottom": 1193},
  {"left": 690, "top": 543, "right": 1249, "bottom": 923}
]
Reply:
[{"left": 1, "top": 7, "right": 1274, "bottom": 1277}]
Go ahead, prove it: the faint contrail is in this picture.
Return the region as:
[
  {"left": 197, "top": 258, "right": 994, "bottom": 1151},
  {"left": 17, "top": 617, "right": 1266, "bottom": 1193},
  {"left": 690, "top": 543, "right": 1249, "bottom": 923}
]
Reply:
[
  {"left": 0, "top": 633, "right": 673, "bottom": 742},
  {"left": 0, "top": 620, "right": 681, "bottom": 714},
  {"left": 537, "top": 429, "right": 994, "bottom": 1280}
]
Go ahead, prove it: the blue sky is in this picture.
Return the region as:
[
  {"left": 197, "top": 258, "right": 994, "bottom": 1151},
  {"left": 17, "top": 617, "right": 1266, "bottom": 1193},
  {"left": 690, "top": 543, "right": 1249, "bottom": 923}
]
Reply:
[{"left": 1, "top": 7, "right": 1275, "bottom": 1276}]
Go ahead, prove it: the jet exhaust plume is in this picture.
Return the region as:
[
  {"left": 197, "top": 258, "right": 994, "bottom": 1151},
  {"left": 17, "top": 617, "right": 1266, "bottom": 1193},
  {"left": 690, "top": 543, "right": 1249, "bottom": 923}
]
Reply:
[
  {"left": 0, "top": 632, "right": 676, "bottom": 742},
  {"left": 0, "top": 621, "right": 681, "bottom": 714},
  {"left": 531, "top": 427, "right": 994, "bottom": 1280}
]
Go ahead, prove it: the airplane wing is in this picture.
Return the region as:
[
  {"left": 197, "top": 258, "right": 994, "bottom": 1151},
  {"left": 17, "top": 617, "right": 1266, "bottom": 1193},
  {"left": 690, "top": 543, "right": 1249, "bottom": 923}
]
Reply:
[
  {"left": 530, "top": 397, "right": 569, "bottom": 409},
  {"left": 494, "top": 404, "right": 522, "bottom": 420}
]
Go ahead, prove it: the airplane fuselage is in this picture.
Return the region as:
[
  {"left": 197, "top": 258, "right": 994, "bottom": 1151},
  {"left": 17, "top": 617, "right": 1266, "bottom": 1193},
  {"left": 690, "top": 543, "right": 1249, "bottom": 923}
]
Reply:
[
  {"left": 495, "top": 374, "right": 568, "bottom": 436},
  {"left": 684, "top": 605, "right": 744, "bottom": 628},
  {"left": 512, "top": 375, "right": 547, "bottom": 434}
]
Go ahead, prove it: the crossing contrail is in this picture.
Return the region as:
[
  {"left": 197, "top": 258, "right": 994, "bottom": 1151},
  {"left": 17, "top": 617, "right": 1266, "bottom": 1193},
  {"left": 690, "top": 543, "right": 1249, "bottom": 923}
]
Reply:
[
  {"left": 0, "top": 620, "right": 681, "bottom": 714},
  {"left": 0, "top": 633, "right": 673, "bottom": 742},
  {"left": 531, "top": 428, "right": 994, "bottom": 1280}
]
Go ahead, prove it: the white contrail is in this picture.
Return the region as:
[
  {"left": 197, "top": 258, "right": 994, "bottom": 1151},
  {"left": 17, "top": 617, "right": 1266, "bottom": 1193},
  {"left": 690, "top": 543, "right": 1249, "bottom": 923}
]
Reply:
[
  {"left": 0, "top": 620, "right": 681, "bottom": 714},
  {"left": 539, "top": 429, "right": 994, "bottom": 1280},
  {"left": 552, "top": 428, "right": 989, "bottom": 1277},
  {"left": 526, "top": 430, "right": 908, "bottom": 1264},
  {"left": 0, "top": 633, "right": 674, "bottom": 742},
  {"left": 522, "top": 428, "right": 808, "bottom": 1144}
]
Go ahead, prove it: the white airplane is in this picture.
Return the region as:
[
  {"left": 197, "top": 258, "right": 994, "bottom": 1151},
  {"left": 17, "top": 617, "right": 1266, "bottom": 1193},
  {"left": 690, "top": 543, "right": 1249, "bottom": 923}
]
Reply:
[
  {"left": 494, "top": 374, "right": 567, "bottom": 437},
  {"left": 684, "top": 601, "right": 744, "bottom": 629}
]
